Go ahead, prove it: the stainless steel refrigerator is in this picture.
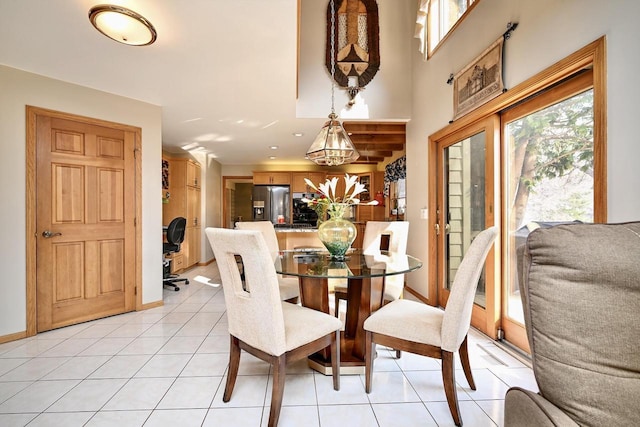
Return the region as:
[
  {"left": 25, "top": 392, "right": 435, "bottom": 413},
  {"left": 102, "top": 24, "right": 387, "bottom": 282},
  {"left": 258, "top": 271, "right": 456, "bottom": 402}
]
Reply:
[{"left": 252, "top": 185, "right": 290, "bottom": 224}]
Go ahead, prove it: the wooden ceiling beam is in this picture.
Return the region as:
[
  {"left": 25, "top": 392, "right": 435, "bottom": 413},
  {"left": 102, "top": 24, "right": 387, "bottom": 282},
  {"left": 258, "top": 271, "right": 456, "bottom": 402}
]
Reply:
[
  {"left": 357, "top": 150, "right": 393, "bottom": 157},
  {"left": 353, "top": 143, "right": 404, "bottom": 151},
  {"left": 343, "top": 121, "right": 407, "bottom": 134},
  {"left": 349, "top": 134, "right": 405, "bottom": 144}
]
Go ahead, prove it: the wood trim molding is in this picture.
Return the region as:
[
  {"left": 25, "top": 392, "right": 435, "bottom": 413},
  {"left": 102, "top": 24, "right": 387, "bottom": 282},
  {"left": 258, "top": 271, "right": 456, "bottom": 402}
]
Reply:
[
  {"left": 0, "top": 331, "right": 28, "bottom": 345},
  {"left": 141, "top": 300, "right": 164, "bottom": 311},
  {"left": 25, "top": 106, "right": 143, "bottom": 336},
  {"left": 134, "top": 129, "right": 143, "bottom": 310}
]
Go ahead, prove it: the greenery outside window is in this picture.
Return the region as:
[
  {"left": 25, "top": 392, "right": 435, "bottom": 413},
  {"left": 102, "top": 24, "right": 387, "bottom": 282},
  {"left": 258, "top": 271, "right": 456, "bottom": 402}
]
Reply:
[{"left": 415, "top": 0, "right": 480, "bottom": 59}]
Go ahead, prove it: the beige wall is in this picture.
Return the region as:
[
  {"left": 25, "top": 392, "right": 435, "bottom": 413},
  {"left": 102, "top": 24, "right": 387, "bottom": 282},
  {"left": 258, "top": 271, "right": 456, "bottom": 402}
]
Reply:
[
  {"left": 0, "top": 65, "right": 163, "bottom": 336},
  {"left": 406, "top": 0, "right": 640, "bottom": 298}
]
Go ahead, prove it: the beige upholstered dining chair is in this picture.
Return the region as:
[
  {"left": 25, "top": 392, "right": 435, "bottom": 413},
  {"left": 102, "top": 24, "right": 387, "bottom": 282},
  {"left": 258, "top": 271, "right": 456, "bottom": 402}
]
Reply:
[
  {"left": 334, "top": 221, "right": 409, "bottom": 317},
  {"left": 205, "top": 228, "right": 342, "bottom": 427},
  {"left": 235, "top": 221, "right": 300, "bottom": 303},
  {"left": 363, "top": 226, "right": 498, "bottom": 427}
]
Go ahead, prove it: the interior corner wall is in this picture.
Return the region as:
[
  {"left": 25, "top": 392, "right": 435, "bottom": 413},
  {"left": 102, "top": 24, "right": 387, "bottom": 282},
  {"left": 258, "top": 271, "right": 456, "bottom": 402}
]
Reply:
[
  {"left": 204, "top": 156, "right": 222, "bottom": 262},
  {"left": 0, "top": 65, "right": 163, "bottom": 337},
  {"left": 406, "top": 0, "right": 640, "bottom": 299}
]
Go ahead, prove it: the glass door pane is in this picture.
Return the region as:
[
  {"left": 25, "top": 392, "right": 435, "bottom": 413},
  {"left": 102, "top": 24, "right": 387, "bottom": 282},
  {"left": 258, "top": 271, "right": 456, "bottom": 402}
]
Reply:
[
  {"left": 444, "top": 131, "right": 487, "bottom": 307},
  {"left": 503, "top": 88, "right": 594, "bottom": 335}
]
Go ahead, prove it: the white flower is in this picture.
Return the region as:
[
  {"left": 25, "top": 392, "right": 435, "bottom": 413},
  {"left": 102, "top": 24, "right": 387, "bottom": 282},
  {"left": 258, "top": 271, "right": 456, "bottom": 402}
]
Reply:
[{"left": 307, "top": 174, "right": 378, "bottom": 206}]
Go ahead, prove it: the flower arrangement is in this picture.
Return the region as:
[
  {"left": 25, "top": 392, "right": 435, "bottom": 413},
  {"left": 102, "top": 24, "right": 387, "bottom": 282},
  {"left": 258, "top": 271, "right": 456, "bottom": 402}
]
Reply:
[{"left": 303, "top": 174, "right": 377, "bottom": 220}]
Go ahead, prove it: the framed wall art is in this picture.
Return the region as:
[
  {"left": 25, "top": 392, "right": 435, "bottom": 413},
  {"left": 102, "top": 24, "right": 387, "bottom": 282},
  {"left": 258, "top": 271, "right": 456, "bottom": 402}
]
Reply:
[{"left": 453, "top": 37, "right": 504, "bottom": 119}]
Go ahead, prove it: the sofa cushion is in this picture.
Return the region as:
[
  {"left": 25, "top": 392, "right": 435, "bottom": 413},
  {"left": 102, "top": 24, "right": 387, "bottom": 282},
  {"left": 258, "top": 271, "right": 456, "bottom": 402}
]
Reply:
[{"left": 522, "top": 222, "right": 640, "bottom": 427}]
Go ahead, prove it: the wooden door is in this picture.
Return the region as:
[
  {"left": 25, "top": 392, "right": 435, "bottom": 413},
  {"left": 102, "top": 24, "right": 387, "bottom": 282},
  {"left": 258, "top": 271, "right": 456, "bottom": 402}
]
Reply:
[
  {"left": 35, "top": 114, "right": 136, "bottom": 332},
  {"left": 433, "top": 116, "right": 500, "bottom": 339}
]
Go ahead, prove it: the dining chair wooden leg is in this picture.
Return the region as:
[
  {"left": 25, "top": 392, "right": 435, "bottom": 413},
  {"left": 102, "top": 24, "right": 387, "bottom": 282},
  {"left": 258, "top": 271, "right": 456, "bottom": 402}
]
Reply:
[
  {"left": 223, "top": 335, "right": 241, "bottom": 402},
  {"left": 442, "top": 350, "right": 462, "bottom": 426},
  {"left": 459, "top": 335, "right": 476, "bottom": 390},
  {"left": 331, "top": 331, "right": 340, "bottom": 390},
  {"left": 268, "top": 355, "right": 287, "bottom": 427},
  {"left": 365, "top": 331, "right": 374, "bottom": 393}
]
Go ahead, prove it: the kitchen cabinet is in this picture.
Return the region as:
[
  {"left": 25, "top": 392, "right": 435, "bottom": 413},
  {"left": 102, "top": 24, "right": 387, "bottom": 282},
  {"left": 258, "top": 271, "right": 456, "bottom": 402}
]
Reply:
[
  {"left": 357, "top": 171, "right": 385, "bottom": 222},
  {"left": 253, "top": 171, "right": 291, "bottom": 185},
  {"left": 292, "top": 172, "right": 326, "bottom": 193},
  {"left": 163, "top": 158, "right": 202, "bottom": 270},
  {"left": 326, "top": 174, "right": 347, "bottom": 200}
]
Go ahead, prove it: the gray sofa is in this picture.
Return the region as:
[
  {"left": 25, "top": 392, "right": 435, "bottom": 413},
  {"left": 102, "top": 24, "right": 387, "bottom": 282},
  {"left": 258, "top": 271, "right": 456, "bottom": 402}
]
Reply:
[{"left": 504, "top": 222, "right": 640, "bottom": 427}]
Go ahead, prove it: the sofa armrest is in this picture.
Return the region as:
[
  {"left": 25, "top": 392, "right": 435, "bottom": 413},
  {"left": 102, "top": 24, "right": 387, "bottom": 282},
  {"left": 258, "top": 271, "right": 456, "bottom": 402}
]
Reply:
[{"left": 504, "top": 387, "right": 579, "bottom": 427}]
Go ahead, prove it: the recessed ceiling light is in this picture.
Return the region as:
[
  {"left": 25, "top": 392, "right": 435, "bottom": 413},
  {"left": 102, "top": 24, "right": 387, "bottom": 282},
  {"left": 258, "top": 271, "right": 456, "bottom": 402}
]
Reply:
[
  {"left": 88, "top": 4, "right": 157, "bottom": 46},
  {"left": 270, "top": 146, "right": 279, "bottom": 150},
  {"left": 293, "top": 132, "right": 304, "bottom": 137},
  {"left": 269, "top": 156, "right": 277, "bottom": 160}
]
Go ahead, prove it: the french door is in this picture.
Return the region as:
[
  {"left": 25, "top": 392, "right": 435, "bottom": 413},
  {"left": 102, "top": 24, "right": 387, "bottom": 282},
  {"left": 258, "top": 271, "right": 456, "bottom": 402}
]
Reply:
[
  {"left": 501, "top": 71, "right": 596, "bottom": 350},
  {"left": 432, "top": 71, "right": 598, "bottom": 350},
  {"left": 434, "top": 116, "right": 500, "bottom": 338},
  {"left": 429, "top": 39, "right": 605, "bottom": 353}
]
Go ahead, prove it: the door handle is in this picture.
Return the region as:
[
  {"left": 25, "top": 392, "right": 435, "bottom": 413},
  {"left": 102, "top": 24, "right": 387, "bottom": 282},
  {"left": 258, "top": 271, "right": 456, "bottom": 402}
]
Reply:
[{"left": 42, "top": 230, "right": 62, "bottom": 238}]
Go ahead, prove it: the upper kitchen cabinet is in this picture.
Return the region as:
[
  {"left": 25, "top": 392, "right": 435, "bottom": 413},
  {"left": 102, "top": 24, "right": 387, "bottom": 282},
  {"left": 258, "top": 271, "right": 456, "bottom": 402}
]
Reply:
[
  {"left": 253, "top": 171, "right": 291, "bottom": 185},
  {"left": 186, "top": 160, "right": 201, "bottom": 188},
  {"left": 357, "top": 171, "right": 385, "bottom": 222},
  {"left": 326, "top": 173, "right": 347, "bottom": 200},
  {"left": 292, "top": 172, "right": 326, "bottom": 193}
]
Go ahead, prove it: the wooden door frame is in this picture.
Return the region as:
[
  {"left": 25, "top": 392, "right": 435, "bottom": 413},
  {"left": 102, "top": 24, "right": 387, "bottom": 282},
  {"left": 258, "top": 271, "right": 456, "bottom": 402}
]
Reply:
[
  {"left": 222, "top": 176, "right": 253, "bottom": 229},
  {"left": 25, "top": 106, "right": 143, "bottom": 337},
  {"left": 427, "top": 37, "right": 606, "bottom": 350},
  {"left": 430, "top": 116, "right": 500, "bottom": 339}
]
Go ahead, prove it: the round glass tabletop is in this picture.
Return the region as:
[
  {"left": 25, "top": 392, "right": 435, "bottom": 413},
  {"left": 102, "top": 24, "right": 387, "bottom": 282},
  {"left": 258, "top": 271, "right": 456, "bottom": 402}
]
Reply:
[{"left": 275, "top": 249, "right": 422, "bottom": 279}]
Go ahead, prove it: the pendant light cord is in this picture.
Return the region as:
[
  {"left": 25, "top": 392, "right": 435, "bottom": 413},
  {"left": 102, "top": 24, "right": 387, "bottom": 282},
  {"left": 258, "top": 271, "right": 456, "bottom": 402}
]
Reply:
[{"left": 330, "top": 0, "right": 336, "bottom": 116}]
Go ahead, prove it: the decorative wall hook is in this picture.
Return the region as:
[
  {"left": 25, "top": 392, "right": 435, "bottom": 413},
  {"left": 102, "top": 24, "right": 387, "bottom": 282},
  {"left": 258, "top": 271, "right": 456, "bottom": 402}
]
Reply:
[
  {"left": 504, "top": 22, "right": 518, "bottom": 40},
  {"left": 446, "top": 73, "right": 454, "bottom": 85}
]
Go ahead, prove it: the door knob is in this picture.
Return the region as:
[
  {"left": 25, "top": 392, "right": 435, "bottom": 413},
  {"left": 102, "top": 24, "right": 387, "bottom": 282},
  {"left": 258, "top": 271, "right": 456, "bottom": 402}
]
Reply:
[{"left": 42, "top": 230, "right": 62, "bottom": 238}]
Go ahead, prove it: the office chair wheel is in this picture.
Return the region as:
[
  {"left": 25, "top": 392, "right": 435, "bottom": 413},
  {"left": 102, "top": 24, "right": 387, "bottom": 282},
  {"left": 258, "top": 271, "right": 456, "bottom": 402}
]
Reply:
[
  {"left": 185, "top": 279, "right": 189, "bottom": 284},
  {"left": 174, "top": 287, "right": 180, "bottom": 291}
]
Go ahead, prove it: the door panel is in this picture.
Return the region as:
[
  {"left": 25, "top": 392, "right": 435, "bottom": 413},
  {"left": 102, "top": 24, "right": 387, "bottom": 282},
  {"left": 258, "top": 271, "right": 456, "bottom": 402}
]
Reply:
[
  {"left": 435, "top": 116, "right": 499, "bottom": 338},
  {"left": 36, "top": 115, "right": 135, "bottom": 332},
  {"left": 500, "top": 72, "right": 595, "bottom": 351}
]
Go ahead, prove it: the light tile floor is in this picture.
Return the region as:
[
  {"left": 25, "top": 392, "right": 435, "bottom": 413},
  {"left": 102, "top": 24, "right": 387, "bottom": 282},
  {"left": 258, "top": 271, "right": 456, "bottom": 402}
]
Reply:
[{"left": 0, "top": 263, "right": 538, "bottom": 427}]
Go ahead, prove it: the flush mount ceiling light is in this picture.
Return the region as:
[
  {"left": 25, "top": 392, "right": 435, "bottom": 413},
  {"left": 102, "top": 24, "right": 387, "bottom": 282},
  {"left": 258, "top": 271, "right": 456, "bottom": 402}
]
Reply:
[
  {"left": 306, "top": 0, "right": 359, "bottom": 166},
  {"left": 89, "top": 4, "right": 157, "bottom": 46}
]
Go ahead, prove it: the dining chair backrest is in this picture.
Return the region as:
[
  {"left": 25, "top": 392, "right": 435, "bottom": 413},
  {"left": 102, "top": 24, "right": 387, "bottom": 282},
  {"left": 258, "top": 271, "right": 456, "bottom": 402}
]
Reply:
[
  {"left": 362, "top": 221, "right": 409, "bottom": 255},
  {"left": 235, "top": 221, "right": 279, "bottom": 262},
  {"left": 441, "top": 226, "right": 498, "bottom": 352},
  {"left": 205, "top": 227, "right": 287, "bottom": 356}
]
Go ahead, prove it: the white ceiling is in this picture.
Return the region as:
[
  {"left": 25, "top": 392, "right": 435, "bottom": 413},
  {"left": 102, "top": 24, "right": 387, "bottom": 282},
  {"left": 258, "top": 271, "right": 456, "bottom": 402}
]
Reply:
[{"left": 0, "top": 0, "right": 329, "bottom": 165}]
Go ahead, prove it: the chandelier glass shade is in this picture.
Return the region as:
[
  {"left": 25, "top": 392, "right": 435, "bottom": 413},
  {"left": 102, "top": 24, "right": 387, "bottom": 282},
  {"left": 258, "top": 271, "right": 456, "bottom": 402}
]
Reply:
[{"left": 306, "top": 114, "right": 359, "bottom": 166}]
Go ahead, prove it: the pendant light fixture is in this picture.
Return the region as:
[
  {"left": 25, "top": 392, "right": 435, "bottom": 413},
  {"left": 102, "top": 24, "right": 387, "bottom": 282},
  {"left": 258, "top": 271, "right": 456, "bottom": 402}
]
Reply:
[
  {"left": 306, "top": 0, "right": 359, "bottom": 166},
  {"left": 89, "top": 4, "right": 157, "bottom": 46}
]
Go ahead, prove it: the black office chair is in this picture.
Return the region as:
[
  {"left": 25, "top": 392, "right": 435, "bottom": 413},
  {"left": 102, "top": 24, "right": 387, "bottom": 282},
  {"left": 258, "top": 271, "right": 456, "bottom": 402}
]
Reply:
[{"left": 163, "top": 217, "right": 189, "bottom": 291}]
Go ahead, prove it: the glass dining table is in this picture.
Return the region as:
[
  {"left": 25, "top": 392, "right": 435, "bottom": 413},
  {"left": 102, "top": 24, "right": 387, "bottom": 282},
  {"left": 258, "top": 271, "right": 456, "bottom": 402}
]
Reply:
[{"left": 275, "top": 249, "right": 422, "bottom": 374}]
